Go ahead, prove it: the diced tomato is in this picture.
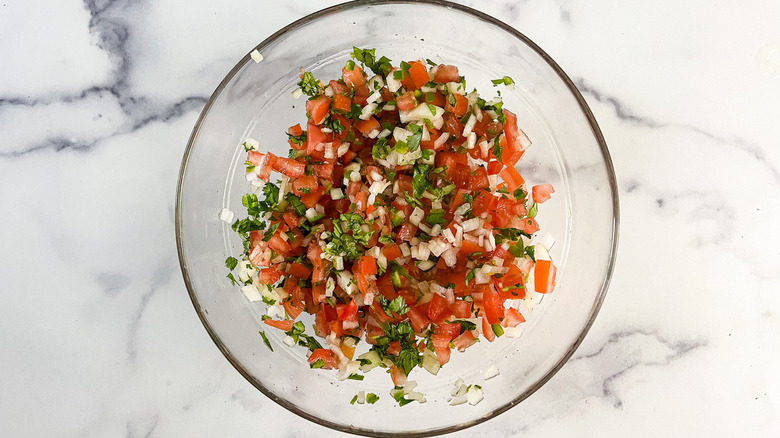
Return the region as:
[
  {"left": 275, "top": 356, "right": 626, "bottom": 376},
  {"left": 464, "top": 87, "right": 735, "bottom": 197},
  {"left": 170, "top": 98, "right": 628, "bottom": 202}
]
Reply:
[
  {"left": 307, "top": 242, "right": 322, "bottom": 266},
  {"left": 312, "top": 259, "right": 330, "bottom": 284},
  {"left": 469, "top": 167, "right": 490, "bottom": 190},
  {"left": 289, "top": 261, "right": 311, "bottom": 279},
  {"left": 342, "top": 64, "right": 366, "bottom": 88},
  {"left": 257, "top": 267, "right": 283, "bottom": 285},
  {"left": 443, "top": 113, "right": 464, "bottom": 139},
  {"left": 482, "top": 317, "right": 495, "bottom": 342},
  {"left": 407, "top": 61, "right": 429, "bottom": 89},
  {"left": 354, "top": 116, "right": 380, "bottom": 135},
  {"left": 422, "top": 91, "right": 446, "bottom": 107},
  {"left": 435, "top": 322, "right": 461, "bottom": 339},
  {"left": 435, "top": 346, "right": 451, "bottom": 365},
  {"left": 267, "top": 235, "right": 293, "bottom": 257},
  {"left": 283, "top": 299, "right": 305, "bottom": 320},
  {"left": 247, "top": 245, "right": 267, "bottom": 267},
  {"left": 264, "top": 319, "right": 294, "bottom": 331},
  {"left": 282, "top": 211, "right": 300, "bottom": 229},
  {"left": 396, "top": 90, "right": 416, "bottom": 110},
  {"left": 406, "top": 306, "right": 430, "bottom": 333},
  {"left": 432, "top": 64, "right": 459, "bottom": 83},
  {"left": 313, "top": 161, "right": 335, "bottom": 180},
  {"left": 332, "top": 93, "right": 352, "bottom": 113},
  {"left": 246, "top": 150, "right": 265, "bottom": 167},
  {"left": 306, "top": 123, "right": 326, "bottom": 152},
  {"left": 328, "top": 79, "right": 349, "bottom": 95},
  {"left": 308, "top": 348, "right": 339, "bottom": 369},
  {"left": 390, "top": 365, "right": 407, "bottom": 385},
  {"left": 444, "top": 93, "right": 468, "bottom": 117},
  {"left": 487, "top": 160, "right": 503, "bottom": 175},
  {"left": 300, "top": 186, "right": 324, "bottom": 208},
  {"left": 352, "top": 83, "right": 370, "bottom": 105},
  {"left": 396, "top": 223, "right": 417, "bottom": 242},
  {"left": 288, "top": 123, "right": 304, "bottom": 136},
  {"left": 482, "top": 289, "right": 504, "bottom": 324},
  {"left": 354, "top": 191, "right": 368, "bottom": 214},
  {"left": 458, "top": 240, "right": 482, "bottom": 258},
  {"left": 452, "top": 330, "right": 477, "bottom": 351},
  {"left": 292, "top": 175, "right": 318, "bottom": 196},
  {"left": 503, "top": 307, "right": 526, "bottom": 327},
  {"left": 501, "top": 110, "right": 530, "bottom": 167},
  {"left": 500, "top": 166, "right": 525, "bottom": 191},
  {"left": 427, "top": 293, "right": 450, "bottom": 324},
  {"left": 337, "top": 299, "right": 358, "bottom": 322},
  {"left": 471, "top": 190, "right": 496, "bottom": 217},
  {"left": 354, "top": 256, "right": 378, "bottom": 276},
  {"left": 534, "top": 259, "right": 556, "bottom": 294},
  {"left": 518, "top": 217, "right": 540, "bottom": 234},
  {"left": 532, "top": 184, "right": 555, "bottom": 203},
  {"left": 270, "top": 156, "right": 305, "bottom": 178},
  {"left": 449, "top": 300, "right": 472, "bottom": 319},
  {"left": 386, "top": 340, "right": 402, "bottom": 356},
  {"left": 306, "top": 95, "right": 330, "bottom": 125}
]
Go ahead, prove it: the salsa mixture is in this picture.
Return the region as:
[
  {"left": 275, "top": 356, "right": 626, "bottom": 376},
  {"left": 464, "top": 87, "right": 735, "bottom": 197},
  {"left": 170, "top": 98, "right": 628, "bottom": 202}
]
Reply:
[{"left": 224, "top": 48, "right": 556, "bottom": 405}]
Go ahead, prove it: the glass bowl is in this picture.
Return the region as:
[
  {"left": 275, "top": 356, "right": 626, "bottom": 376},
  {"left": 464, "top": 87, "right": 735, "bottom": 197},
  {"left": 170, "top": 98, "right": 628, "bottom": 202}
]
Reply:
[{"left": 176, "top": 0, "right": 619, "bottom": 436}]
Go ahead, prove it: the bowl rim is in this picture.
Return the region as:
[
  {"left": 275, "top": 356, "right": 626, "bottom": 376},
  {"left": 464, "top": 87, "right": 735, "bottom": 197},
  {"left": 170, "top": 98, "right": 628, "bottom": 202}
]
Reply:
[{"left": 175, "top": 0, "right": 620, "bottom": 436}]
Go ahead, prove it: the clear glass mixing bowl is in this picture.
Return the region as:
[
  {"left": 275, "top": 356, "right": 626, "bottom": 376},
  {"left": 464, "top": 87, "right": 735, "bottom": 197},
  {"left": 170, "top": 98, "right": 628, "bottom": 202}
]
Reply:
[{"left": 176, "top": 1, "right": 619, "bottom": 436}]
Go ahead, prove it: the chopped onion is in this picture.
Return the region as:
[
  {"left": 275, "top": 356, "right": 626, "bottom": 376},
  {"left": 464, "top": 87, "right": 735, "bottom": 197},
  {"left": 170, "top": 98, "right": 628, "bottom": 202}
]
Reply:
[
  {"left": 460, "top": 218, "right": 480, "bottom": 233},
  {"left": 250, "top": 49, "right": 264, "bottom": 63},
  {"left": 462, "top": 114, "right": 477, "bottom": 137},
  {"left": 409, "top": 207, "right": 425, "bottom": 226},
  {"left": 218, "top": 208, "right": 234, "bottom": 223}
]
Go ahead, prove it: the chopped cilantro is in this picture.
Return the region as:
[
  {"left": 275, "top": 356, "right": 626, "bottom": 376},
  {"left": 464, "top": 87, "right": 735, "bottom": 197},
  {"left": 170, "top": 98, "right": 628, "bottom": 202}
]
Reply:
[
  {"left": 350, "top": 47, "right": 392, "bottom": 76},
  {"left": 493, "top": 141, "right": 503, "bottom": 163},
  {"left": 453, "top": 320, "right": 477, "bottom": 333},
  {"left": 259, "top": 331, "right": 273, "bottom": 352},
  {"left": 286, "top": 131, "right": 306, "bottom": 145},
  {"left": 528, "top": 202, "right": 538, "bottom": 218},
  {"left": 392, "top": 388, "right": 414, "bottom": 406},
  {"left": 297, "top": 71, "right": 322, "bottom": 97},
  {"left": 226, "top": 272, "right": 238, "bottom": 285},
  {"left": 378, "top": 235, "right": 395, "bottom": 245},
  {"left": 396, "top": 347, "right": 421, "bottom": 375},
  {"left": 425, "top": 209, "right": 447, "bottom": 226},
  {"left": 284, "top": 193, "right": 307, "bottom": 216},
  {"left": 491, "top": 76, "right": 515, "bottom": 86},
  {"left": 225, "top": 256, "right": 238, "bottom": 270},
  {"left": 525, "top": 245, "right": 536, "bottom": 262},
  {"left": 412, "top": 164, "right": 431, "bottom": 198}
]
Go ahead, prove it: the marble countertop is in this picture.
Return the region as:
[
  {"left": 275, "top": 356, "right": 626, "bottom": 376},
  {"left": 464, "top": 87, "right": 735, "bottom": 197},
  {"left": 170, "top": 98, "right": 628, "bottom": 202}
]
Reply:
[{"left": 2, "top": 0, "right": 779, "bottom": 436}]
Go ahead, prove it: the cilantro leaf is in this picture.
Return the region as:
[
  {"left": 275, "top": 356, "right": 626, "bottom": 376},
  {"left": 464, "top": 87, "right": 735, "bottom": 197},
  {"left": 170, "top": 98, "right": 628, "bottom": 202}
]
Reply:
[
  {"left": 259, "top": 331, "right": 273, "bottom": 352},
  {"left": 528, "top": 202, "right": 538, "bottom": 218},
  {"left": 284, "top": 193, "right": 307, "bottom": 216},
  {"left": 297, "top": 71, "right": 322, "bottom": 97},
  {"left": 412, "top": 164, "right": 431, "bottom": 198},
  {"left": 491, "top": 76, "right": 515, "bottom": 86},
  {"left": 425, "top": 209, "right": 447, "bottom": 226},
  {"left": 225, "top": 256, "right": 238, "bottom": 270},
  {"left": 396, "top": 347, "right": 421, "bottom": 376},
  {"left": 453, "top": 320, "right": 477, "bottom": 333}
]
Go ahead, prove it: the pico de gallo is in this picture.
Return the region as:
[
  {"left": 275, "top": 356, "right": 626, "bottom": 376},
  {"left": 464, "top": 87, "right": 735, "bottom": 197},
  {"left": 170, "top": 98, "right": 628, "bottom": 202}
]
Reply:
[{"left": 224, "top": 48, "right": 556, "bottom": 403}]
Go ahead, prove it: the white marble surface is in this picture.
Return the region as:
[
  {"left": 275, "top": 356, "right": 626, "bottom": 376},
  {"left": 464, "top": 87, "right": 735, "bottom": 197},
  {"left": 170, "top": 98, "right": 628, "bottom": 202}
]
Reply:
[{"left": 2, "top": 0, "right": 779, "bottom": 436}]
